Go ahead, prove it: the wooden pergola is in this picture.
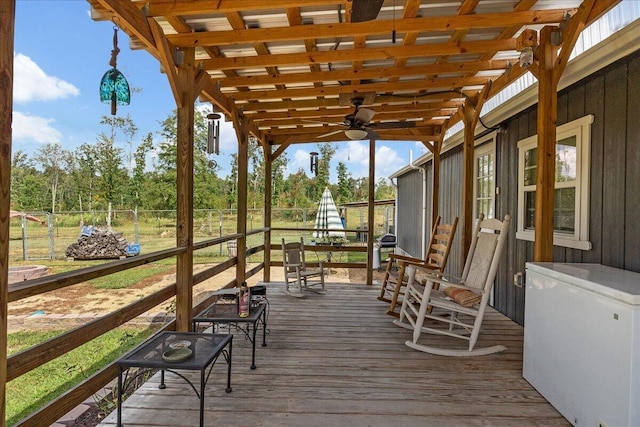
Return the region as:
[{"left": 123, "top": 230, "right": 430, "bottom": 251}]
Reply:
[{"left": 0, "top": 1, "right": 621, "bottom": 425}]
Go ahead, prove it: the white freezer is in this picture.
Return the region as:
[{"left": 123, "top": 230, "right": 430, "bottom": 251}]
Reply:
[{"left": 523, "top": 262, "right": 640, "bottom": 427}]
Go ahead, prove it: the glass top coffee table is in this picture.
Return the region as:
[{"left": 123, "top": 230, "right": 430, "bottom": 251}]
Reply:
[
  {"left": 116, "top": 331, "right": 232, "bottom": 427},
  {"left": 193, "top": 300, "right": 267, "bottom": 370}
]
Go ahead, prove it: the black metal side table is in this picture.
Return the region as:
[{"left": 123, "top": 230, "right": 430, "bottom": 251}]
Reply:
[
  {"left": 116, "top": 331, "right": 232, "bottom": 427},
  {"left": 193, "top": 301, "right": 267, "bottom": 370}
]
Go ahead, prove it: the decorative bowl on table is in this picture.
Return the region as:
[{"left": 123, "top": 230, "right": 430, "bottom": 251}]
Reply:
[
  {"left": 162, "top": 348, "right": 192, "bottom": 363},
  {"left": 169, "top": 340, "right": 191, "bottom": 349}
]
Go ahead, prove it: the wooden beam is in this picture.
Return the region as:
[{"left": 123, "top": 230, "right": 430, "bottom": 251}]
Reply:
[
  {"left": 227, "top": 76, "right": 491, "bottom": 102},
  {"left": 266, "top": 129, "right": 442, "bottom": 145},
  {"left": 264, "top": 149, "right": 272, "bottom": 282},
  {"left": 175, "top": 47, "right": 196, "bottom": 332},
  {"left": 144, "top": 0, "right": 350, "bottom": 17},
  {"left": 270, "top": 142, "right": 290, "bottom": 161},
  {"left": 461, "top": 104, "right": 476, "bottom": 260},
  {"left": 233, "top": 112, "right": 251, "bottom": 285},
  {"left": 0, "top": 2, "right": 15, "bottom": 423},
  {"left": 554, "top": 0, "right": 595, "bottom": 86},
  {"left": 200, "top": 39, "right": 517, "bottom": 71},
  {"left": 147, "top": 16, "right": 182, "bottom": 106},
  {"left": 249, "top": 101, "right": 462, "bottom": 122},
  {"left": 215, "top": 60, "right": 510, "bottom": 89},
  {"left": 240, "top": 93, "right": 461, "bottom": 113},
  {"left": 366, "top": 140, "right": 375, "bottom": 286},
  {"left": 534, "top": 27, "right": 559, "bottom": 262},
  {"left": 167, "top": 10, "right": 572, "bottom": 47},
  {"left": 94, "top": 0, "right": 156, "bottom": 53}
]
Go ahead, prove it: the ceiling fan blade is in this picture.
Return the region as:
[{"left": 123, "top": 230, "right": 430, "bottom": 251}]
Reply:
[
  {"left": 355, "top": 107, "right": 375, "bottom": 124},
  {"left": 317, "top": 129, "right": 344, "bottom": 139},
  {"left": 368, "top": 121, "right": 416, "bottom": 129},
  {"left": 351, "top": 0, "right": 384, "bottom": 23},
  {"left": 302, "top": 119, "right": 345, "bottom": 126}
]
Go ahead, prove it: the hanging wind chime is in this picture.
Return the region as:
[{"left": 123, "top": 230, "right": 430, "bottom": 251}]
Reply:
[
  {"left": 99, "top": 25, "right": 130, "bottom": 115},
  {"left": 207, "top": 109, "right": 221, "bottom": 155}
]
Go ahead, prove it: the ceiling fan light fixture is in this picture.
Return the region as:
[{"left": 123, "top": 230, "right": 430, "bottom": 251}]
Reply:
[{"left": 345, "top": 129, "right": 368, "bottom": 140}]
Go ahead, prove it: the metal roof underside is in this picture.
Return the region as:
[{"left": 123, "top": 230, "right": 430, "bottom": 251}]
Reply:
[{"left": 87, "top": 0, "right": 621, "bottom": 148}]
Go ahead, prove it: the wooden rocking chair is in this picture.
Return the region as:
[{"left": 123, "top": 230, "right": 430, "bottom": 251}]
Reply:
[
  {"left": 281, "top": 237, "right": 326, "bottom": 298},
  {"left": 378, "top": 216, "right": 457, "bottom": 316},
  {"left": 393, "top": 214, "right": 511, "bottom": 356}
]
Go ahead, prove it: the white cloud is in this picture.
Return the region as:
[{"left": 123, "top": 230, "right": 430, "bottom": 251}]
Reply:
[
  {"left": 12, "top": 111, "right": 63, "bottom": 144},
  {"left": 375, "top": 145, "right": 405, "bottom": 180},
  {"left": 292, "top": 148, "right": 312, "bottom": 176},
  {"left": 13, "top": 53, "right": 80, "bottom": 103}
]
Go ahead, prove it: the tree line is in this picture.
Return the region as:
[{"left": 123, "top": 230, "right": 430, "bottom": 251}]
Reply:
[{"left": 10, "top": 110, "right": 395, "bottom": 214}]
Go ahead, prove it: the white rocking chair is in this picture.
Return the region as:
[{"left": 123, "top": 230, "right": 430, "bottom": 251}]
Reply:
[
  {"left": 393, "top": 214, "right": 511, "bottom": 356},
  {"left": 281, "top": 237, "right": 326, "bottom": 298}
]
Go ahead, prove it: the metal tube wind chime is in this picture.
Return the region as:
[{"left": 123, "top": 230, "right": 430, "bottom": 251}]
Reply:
[{"left": 207, "top": 109, "right": 221, "bottom": 155}]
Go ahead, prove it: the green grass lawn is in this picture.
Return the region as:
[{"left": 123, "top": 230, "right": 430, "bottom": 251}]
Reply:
[{"left": 6, "top": 326, "right": 159, "bottom": 426}]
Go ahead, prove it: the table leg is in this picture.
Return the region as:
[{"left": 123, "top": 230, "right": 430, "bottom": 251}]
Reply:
[
  {"left": 261, "top": 308, "right": 267, "bottom": 347},
  {"left": 250, "top": 320, "right": 257, "bottom": 370},
  {"left": 159, "top": 369, "right": 166, "bottom": 389},
  {"left": 199, "top": 368, "right": 205, "bottom": 427},
  {"left": 117, "top": 366, "right": 123, "bottom": 426},
  {"left": 226, "top": 337, "right": 233, "bottom": 393}
]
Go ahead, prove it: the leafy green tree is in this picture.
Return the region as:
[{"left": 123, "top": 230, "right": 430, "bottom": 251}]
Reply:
[
  {"left": 10, "top": 151, "right": 47, "bottom": 211},
  {"left": 93, "top": 134, "right": 127, "bottom": 210},
  {"left": 283, "top": 168, "right": 312, "bottom": 209},
  {"left": 336, "top": 162, "right": 352, "bottom": 205},
  {"left": 271, "top": 153, "right": 289, "bottom": 208},
  {"left": 130, "top": 133, "right": 154, "bottom": 208},
  {"left": 375, "top": 177, "right": 395, "bottom": 200},
  {"left": 145, "top": 108, "right": 225, "bottom": 211},
  {"left": 33, "top": 143, "right": 72, "bottom": 214},
  {"left": 100, "top": 114, "right": 138, "bottom": 177},
  {"left": 73, "top": 143, "right": 99, "bottom": 213}
]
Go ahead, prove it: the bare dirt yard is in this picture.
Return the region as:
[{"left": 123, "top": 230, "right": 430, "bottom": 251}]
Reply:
[{"left": 8, "top": 264, "right": 384, "bottom": 331}]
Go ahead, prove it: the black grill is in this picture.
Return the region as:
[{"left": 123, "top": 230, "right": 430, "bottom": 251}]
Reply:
[{"left": 377, "top": 233, "right": 396, "bottom": 248}]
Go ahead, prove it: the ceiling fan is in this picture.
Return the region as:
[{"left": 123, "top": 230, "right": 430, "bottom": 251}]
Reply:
[
  {"left": 351, "top": 0, "right": 385, "bottom": 23},
  {"left": 314, "top": 97, "right": 416, "bottom": 140}
]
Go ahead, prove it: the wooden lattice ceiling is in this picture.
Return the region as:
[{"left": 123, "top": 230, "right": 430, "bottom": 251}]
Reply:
[{"left": 88, "top": 0, "right": 619, "bottom": 148}]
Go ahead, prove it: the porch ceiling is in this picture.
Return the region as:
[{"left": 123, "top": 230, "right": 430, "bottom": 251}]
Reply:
[{"left": 88, "top": 0, "right": 618, "bottom": 148}]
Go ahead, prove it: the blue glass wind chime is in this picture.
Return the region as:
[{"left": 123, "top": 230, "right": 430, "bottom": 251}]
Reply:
[{"left": 99, "top": 26, "right": 130, "bottom": 115}]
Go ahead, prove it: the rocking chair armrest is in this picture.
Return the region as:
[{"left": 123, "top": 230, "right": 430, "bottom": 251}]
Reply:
[
  {"left": 388, "top": 254, "right": 424, "bottom": 267},
  {"left": 410, "top": 265, "right": 481, "bottom": 292}
]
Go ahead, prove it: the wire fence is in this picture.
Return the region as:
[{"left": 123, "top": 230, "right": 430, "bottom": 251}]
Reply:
[{"left": 8, "top": 206, "right": 395, "bottom": 262}]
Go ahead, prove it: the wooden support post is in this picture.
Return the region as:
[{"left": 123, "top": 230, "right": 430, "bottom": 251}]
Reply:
[
  {"left": 264, "top": 147, "right": 272, "bottom": 282},
  {"left": 431, "top": 150, "right": 440, "bottom": 229},
  {"left": 534, "top": 27, "right": 559, "bottom": 262},
  {"left": 0, "top": 2, "right": 15, "bottom": 424},
  {"left": 234, "top": 114, "right": 250, "bottom": 286},
  {"left": 366, "top": 139, "right": 376, "bottom": 285},
  {"left": 175, "top": 47, "right": 196, "bottom": 332},
  {"left": 461, "top": 105, "right": 476, "bottom": 261}
]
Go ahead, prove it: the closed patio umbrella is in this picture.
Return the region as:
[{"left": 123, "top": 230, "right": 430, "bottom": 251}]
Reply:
[{"left": 313, "top": 187, "right": 346, "bottom": 241}]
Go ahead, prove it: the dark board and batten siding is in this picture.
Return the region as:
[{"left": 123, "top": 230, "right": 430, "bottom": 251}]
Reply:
[
  {"left": 396, "top": 170, "right": 424, "bottom": 257},
  {"left": 396, "top": 49, "right": 640, "bottom": 326}
]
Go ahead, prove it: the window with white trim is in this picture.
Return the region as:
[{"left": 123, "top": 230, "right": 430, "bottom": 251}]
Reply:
[
  {"left": 516, "top": 115, "right": 593, "bottom": 250},
  {"left": 474, "top": 134, "right": 496, "bottom": 220}
]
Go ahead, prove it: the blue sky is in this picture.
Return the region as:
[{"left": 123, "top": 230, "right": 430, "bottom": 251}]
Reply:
[{"left": 12, "top": 0, "right": 428, "bottom": 182}]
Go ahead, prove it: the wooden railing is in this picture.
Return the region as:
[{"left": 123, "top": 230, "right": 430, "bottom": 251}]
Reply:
[
  {"left": 8, "top": 225, "right": 374, "bottom": 426},
  {"left": 8, "top": 232, "right": 265, "bottom": 427}
]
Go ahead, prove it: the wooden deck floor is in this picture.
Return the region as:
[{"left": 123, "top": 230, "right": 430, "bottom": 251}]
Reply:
[{"left": 99, "top": 281, "right": 568, "bottom": 427}]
